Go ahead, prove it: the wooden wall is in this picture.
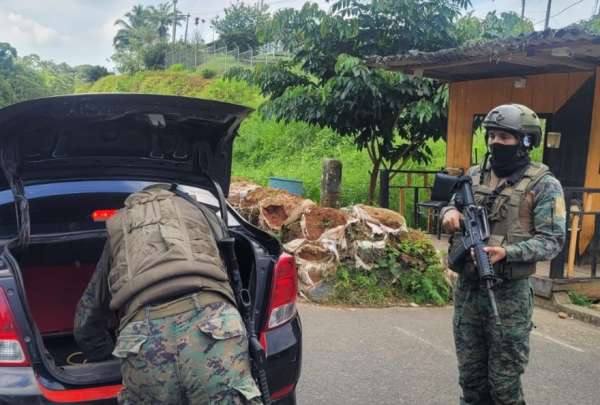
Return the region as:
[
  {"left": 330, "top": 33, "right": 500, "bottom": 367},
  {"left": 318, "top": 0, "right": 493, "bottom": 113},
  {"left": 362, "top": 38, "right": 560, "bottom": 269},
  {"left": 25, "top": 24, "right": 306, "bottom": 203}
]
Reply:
[
  {"left": 446, "top": 70, "right": 597, "bottom": 254},
  {"left": 446, "top": 71, "right": 593, "bottom": 171},
  {"left": 580, "top": 67, "right": 600, "bottom": 254}
]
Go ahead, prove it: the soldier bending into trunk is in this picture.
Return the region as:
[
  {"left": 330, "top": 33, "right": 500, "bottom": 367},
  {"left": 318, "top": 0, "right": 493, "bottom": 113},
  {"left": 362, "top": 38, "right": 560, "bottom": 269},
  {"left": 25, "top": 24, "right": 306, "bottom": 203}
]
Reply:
[{"left": 74, "top": 184, "right": 262, "bottom": 404}]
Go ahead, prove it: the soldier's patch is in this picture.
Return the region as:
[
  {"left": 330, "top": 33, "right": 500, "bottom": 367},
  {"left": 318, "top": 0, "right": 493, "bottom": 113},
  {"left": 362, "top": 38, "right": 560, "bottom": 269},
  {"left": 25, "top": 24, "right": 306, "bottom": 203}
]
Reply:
[{"left": 554, "top": 197, "right": 566, "bottom": 219}]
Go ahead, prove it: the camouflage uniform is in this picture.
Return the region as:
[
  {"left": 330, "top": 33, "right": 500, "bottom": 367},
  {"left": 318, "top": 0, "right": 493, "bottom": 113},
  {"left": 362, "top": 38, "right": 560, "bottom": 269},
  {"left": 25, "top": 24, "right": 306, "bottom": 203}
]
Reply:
[
  {"left": 74, "top": 187, "right": 262, "bottom": 404},
  {"left": 445, "top": 165, "right": 566, "bottom": 405}
]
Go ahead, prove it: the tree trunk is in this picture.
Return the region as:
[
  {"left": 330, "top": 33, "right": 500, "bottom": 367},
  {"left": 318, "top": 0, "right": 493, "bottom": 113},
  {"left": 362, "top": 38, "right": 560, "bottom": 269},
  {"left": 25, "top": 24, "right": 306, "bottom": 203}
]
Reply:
[{"left": 367, "top": 159, "right": 381, "bottom": 205}]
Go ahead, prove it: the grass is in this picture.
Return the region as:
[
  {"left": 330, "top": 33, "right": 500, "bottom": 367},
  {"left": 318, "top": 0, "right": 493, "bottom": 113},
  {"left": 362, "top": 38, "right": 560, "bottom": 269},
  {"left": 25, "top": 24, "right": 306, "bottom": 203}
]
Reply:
[
  {"left": 328, "top": 231, "right": 452, "bottom": 306},
  {"left": 568, "top": 291, "right": 594, "bottom": 307}
]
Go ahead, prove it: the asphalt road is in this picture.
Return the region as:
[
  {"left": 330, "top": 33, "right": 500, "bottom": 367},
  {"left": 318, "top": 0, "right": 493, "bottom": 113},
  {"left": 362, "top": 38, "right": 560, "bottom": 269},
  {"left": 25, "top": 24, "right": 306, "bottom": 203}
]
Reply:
[{"left": 295, "top": 302, "right": 600, "bottom": 405}]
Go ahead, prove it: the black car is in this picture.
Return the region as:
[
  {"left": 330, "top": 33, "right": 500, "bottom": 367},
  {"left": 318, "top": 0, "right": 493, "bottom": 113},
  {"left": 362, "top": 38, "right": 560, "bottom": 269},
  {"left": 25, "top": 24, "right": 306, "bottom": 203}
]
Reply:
[{"left": 0, "top": 94, "right": 301, "bottom": 404}]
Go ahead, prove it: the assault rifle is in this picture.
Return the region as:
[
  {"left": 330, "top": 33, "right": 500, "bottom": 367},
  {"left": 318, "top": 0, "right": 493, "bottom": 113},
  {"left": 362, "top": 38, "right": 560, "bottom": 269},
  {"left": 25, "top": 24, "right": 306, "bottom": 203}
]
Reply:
[
  {"left": 444, "top": 175, "right": 502, "bottom": 326},
  {"left": 219, "top": 238, "right": 272, "bottom": 404}
]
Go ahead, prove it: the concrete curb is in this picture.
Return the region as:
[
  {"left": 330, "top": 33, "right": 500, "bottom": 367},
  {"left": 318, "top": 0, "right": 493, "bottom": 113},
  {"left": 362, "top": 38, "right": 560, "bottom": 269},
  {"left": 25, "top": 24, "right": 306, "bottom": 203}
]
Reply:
[{"left": 535, "top": 292, "right": 600, "bottom": 327}]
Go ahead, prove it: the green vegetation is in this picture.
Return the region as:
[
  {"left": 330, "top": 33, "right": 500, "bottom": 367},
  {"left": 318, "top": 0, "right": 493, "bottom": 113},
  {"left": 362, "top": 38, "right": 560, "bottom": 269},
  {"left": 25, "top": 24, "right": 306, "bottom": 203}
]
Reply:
[
  {"left": 568, "top": 291, "right": 594, "bottom": 307},
  {"left": 200, "top": 68, "right": 217, "bottom": 79},
  {"left": 329, "top": 231, "right": 451, "bottom": 306},
  {"left": 0, "top": 42, "right": 109, "bottom": 108}
]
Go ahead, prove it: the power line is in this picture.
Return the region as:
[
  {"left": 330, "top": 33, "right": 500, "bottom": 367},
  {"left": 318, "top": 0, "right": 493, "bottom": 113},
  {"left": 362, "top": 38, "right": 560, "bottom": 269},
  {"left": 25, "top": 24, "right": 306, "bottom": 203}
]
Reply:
[{"left": 533, "top": 0, "right": 586, "bottom": 26}]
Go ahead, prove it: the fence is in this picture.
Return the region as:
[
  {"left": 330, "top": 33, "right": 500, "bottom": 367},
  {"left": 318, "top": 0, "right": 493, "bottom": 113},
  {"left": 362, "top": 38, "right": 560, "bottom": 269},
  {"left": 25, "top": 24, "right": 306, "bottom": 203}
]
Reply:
[
  {"left": 165, "top": 42, "right": 290, "bottom": 71},
  {"left": 379, "top": 169, "right": 440, "bottom": 230},
  {"left": 550, "top": 188, "right": 600, "bottom": 279}
]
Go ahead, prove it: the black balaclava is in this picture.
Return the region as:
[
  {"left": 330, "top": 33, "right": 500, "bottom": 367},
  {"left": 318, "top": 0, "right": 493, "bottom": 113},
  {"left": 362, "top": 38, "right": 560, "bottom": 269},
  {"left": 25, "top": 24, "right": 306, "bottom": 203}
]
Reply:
[{"left": 487, "top": 133, "right": 530, "bottom": 178}]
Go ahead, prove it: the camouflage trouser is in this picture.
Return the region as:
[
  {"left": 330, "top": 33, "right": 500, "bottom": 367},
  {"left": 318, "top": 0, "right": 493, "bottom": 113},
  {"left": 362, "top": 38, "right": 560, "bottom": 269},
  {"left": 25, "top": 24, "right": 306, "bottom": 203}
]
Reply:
[
  {"left": 112, "top": 296, "right": 263, "bottom": 405},
  {"left": 453, "top": 276, "right": 533, "bottom": 405}
]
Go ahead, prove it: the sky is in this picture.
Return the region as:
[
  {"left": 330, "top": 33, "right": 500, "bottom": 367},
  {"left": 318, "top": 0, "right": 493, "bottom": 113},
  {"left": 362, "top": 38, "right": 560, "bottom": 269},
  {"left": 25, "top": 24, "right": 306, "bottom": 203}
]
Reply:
[{"left": 0, "top": 0, "right": 596, "bottom": 68}]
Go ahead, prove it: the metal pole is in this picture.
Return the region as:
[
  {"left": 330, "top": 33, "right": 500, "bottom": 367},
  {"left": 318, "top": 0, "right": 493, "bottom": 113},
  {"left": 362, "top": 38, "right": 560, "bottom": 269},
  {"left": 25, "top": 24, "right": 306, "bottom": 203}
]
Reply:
[
  {"left": 544, "top": 0, "right": 552, "bottom": 30},
  {"left": 414, "top": 187, "right": 419, "bottom": 229},
  {"left": 172, "top": 0, "right": 178, "bottom": 43},
  {"left": 184, "top": 13, "right": 190, "bottom": 44},
  {"left": 521, "top": 0, "right": 526, "bottom": 19}
]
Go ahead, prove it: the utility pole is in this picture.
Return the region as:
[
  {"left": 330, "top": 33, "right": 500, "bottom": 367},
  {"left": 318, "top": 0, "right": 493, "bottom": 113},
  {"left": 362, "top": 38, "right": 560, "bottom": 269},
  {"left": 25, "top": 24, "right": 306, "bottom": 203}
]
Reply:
[
  {"left": 544, "top": 0, "right": 552, "bottom": 30},
  {"left": 184, "top": 13, "right": 190, "bottom": 44},
  {"left": 172, "top": 0, "right": 178, "bottom": 44},
  {"left": 594, "top": 0, "right": 600, "bottom": 17},
  {"left": 521, "top": 0, "right": 526, "bottom": 19}
]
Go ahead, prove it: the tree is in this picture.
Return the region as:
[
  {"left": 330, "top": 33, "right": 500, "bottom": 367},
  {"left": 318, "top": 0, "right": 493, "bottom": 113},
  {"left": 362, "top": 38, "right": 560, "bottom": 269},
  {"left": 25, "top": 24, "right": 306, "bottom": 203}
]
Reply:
[
  {"left": 150, "top": 2, "right": 183, "bottom": 40},
  {"left": 77, "top": 65, "right": 111, "bottom": 82},
  {"left": 111, "top": 2, "right": 184, "bottom": 73},
  {"left": 113, "top": 5, "right": 150, "bottom": 51},
  {"left": 211, "top": 1, "right": 271, "bottom": 51},
  {"left": 574, "top": 14, "right": 600, "bottom": 33},
  {"left": 0, "top": 42, "right": 17, "bottom": 72},
  {"left": 242, "top": 1, "right": 468, "bottom": 202},
  {"left": 456, "top": 11, "right": 534, "bottom": 44}
]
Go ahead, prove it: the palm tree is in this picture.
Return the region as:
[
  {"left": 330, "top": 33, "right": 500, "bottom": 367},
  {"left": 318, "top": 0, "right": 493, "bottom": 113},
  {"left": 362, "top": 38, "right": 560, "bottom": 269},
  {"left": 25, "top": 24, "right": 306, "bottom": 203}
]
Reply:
[
  {"left": 113, "top": 5, "right": 151, "bottom": 50},
  {"left": 150, "top": 2, "right": 182, "bottom": 40}
]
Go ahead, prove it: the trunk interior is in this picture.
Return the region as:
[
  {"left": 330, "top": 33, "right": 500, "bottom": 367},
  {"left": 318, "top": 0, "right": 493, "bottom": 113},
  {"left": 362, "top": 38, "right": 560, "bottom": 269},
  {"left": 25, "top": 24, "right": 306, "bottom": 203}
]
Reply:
[
  {"left": 11, "top": 230, "right": 258, "bottom": 384},
  {"left": 14, "top": 237, "right": 111, "bottom": 367}
]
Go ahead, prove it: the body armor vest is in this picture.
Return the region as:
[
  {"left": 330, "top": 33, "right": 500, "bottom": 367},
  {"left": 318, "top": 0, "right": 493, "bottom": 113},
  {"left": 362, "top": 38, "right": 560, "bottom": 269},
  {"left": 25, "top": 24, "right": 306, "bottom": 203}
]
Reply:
[
  {"left": 106, "top": 186, "right": 235, "bottom": 318},
  {"left": 451, "top": 162, "right": 550, "bottom": 280}
]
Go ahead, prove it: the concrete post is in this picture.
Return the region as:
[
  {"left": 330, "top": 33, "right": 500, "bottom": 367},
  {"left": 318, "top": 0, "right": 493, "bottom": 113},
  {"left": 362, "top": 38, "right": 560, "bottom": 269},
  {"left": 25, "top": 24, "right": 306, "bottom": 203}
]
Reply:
[{"left": 320, "top": 159, "right": 342, "bottom": 207}]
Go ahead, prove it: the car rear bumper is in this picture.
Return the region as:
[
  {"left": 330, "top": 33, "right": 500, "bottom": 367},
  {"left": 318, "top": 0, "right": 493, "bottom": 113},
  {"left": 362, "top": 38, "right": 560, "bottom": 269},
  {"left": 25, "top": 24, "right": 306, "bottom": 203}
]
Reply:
[
  {"left": 0, "top": 367, "right": 118, "bottom": 404},
  {"left": 264, "top": 314, "right": 302, "bottom": 403},
  {"left": 0, "top": 315, "right": 301, "bottom": 404}
]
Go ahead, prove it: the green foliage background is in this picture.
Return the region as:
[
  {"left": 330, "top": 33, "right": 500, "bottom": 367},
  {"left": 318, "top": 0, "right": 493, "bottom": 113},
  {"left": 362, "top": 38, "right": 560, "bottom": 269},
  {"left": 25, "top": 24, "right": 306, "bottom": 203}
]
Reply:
[{"left": 80, "top": 72, "right": 376, "bottom": 205}]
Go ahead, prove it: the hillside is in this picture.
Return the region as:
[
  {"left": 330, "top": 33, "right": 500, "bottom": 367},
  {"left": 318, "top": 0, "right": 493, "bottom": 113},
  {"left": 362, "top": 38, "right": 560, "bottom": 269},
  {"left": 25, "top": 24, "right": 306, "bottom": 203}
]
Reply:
[{"left": 79, "top": 71, "right": 378, "bottom": 206}]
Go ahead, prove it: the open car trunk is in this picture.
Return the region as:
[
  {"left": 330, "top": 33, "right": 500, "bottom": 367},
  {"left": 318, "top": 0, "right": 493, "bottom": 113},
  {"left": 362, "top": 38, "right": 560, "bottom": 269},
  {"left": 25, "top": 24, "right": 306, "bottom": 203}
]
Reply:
[{"left": 10, "top": 229, "right": 260, "bottom": 386}]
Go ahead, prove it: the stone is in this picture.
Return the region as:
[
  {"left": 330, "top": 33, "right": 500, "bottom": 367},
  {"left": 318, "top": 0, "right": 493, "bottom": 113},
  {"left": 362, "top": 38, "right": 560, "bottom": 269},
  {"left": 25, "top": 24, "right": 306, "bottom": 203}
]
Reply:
[
  {"left": 306, "top": 281, "right": 334, "bottom": 303},
  {"left": 558, "top": 312, "right": 568, "bottom": 319},
  {"left": 409, "top": 302, "right": 420, "bottom": 308}
]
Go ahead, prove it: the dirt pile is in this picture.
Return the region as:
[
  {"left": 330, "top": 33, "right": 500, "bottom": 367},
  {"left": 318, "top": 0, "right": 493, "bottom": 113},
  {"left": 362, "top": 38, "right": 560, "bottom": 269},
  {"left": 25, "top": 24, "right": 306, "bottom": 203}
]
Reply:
[{"left": 228, "top": 181, "right": 410, "bottom": 300}]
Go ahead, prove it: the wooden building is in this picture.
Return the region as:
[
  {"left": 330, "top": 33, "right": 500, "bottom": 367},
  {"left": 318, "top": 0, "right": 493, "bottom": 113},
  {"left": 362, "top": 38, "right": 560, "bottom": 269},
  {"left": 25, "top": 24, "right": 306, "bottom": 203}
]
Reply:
[{"left": 369, "top": 28, "right": 600, "bottom": 279}]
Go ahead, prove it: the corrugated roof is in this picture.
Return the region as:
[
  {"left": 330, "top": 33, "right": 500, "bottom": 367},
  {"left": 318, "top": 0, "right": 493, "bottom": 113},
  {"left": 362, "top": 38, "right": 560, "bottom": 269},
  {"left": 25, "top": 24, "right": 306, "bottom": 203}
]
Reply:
[{"left": 366, "top": 28, "right": 600, "bottom": 81}]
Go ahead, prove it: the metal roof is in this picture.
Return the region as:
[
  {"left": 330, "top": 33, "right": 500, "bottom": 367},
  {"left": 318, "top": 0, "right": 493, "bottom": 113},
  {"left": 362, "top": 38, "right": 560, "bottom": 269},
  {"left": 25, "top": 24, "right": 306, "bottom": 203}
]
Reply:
[{"left": 366, "top": 28, "right": 600, "bottom": 81}]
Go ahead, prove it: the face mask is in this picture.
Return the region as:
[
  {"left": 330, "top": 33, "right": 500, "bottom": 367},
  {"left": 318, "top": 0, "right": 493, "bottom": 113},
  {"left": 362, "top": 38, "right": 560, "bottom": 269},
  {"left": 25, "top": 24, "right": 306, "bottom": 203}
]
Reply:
[{"left": 489, "top": 143, "right": 529, "bottom": 177}]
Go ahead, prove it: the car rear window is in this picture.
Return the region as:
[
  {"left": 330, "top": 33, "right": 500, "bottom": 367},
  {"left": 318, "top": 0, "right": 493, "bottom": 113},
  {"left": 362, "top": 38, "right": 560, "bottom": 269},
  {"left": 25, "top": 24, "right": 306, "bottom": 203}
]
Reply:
[{"left": 0, "top": 181, "right": 238, "bottom": 237}]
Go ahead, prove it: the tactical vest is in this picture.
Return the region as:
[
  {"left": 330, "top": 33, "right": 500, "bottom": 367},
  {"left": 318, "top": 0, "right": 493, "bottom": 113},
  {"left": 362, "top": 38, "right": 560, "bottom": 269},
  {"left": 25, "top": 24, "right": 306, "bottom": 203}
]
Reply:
[
  {"left": 106, "top": 186, "right": 235, "bottom": 318},
  {"left": 450, "top": 162, "right": 550, "bottom": 280}
]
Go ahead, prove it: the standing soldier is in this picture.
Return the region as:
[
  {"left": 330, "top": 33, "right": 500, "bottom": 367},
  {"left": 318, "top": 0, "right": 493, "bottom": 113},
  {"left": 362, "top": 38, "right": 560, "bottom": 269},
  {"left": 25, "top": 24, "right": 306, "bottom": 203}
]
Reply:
[
  {"left": 73, "top": 184, "right": 262, "bottom": 404},
  {"left": 441, "top": 104, "right": 566, "bottom": 405}
]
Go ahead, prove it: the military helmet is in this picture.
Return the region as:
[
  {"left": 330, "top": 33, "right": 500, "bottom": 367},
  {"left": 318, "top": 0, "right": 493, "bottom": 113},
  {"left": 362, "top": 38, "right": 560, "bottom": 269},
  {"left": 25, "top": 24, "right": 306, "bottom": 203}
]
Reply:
[{"left": 482, "top": 104, "right": 542, "bottom": 149}]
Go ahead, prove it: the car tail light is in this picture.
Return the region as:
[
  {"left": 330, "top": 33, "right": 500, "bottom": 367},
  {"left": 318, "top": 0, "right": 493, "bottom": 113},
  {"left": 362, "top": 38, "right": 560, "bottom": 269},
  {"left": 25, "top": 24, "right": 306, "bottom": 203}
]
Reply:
[
  {"left": 271, "top": 383, "right": 295, "bottom": 401},
  {"left": 92, "top": 209, "right": 118, "bottom": 222},
  {"left": 264, "top": 253, "right": 297, "bottom": 330},
  {"left": 0, "top": 287, "right": 30, "bottom": 366}
]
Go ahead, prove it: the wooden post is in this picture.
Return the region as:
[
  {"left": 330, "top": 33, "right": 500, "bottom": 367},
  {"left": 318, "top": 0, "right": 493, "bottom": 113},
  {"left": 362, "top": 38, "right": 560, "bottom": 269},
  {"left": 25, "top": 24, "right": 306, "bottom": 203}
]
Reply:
[
  {"left": 320, "top": 159, "right": 342, "bottom": 207},
  {"left": 567, "top": 205, "right": 581, "bottom": 278}
]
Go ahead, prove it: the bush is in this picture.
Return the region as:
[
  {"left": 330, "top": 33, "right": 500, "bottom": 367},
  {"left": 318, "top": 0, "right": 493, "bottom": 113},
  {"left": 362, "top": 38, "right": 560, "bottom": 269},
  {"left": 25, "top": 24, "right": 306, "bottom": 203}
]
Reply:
[
  {"left": 200, "top": 68, "right": 217, "bottom": 79},
  {"left": 168, "top": 64, "right": 186, "bottom": 72},
  {"left": 568, "top": 291, "right": 594, "bottom": 307},
  {"left": 223, "top": 66, "right": 254, "bottom": 83},
  {"left": 329, "top": 231, "right": 451, "bottom": 306}
]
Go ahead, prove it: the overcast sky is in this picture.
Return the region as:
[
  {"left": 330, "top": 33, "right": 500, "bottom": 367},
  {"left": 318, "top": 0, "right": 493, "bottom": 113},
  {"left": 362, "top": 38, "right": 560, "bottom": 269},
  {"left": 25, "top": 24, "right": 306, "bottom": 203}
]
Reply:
[{"left": 0, "top": 0, "right": 596, "bottom": 68}]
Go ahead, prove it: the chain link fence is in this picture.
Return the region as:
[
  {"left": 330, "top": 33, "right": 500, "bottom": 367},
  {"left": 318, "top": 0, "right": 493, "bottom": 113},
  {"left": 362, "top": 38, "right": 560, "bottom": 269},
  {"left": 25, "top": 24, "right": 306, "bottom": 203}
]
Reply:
[{"left": 165, "top": 42, "right": 290, "bottom": 72}]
